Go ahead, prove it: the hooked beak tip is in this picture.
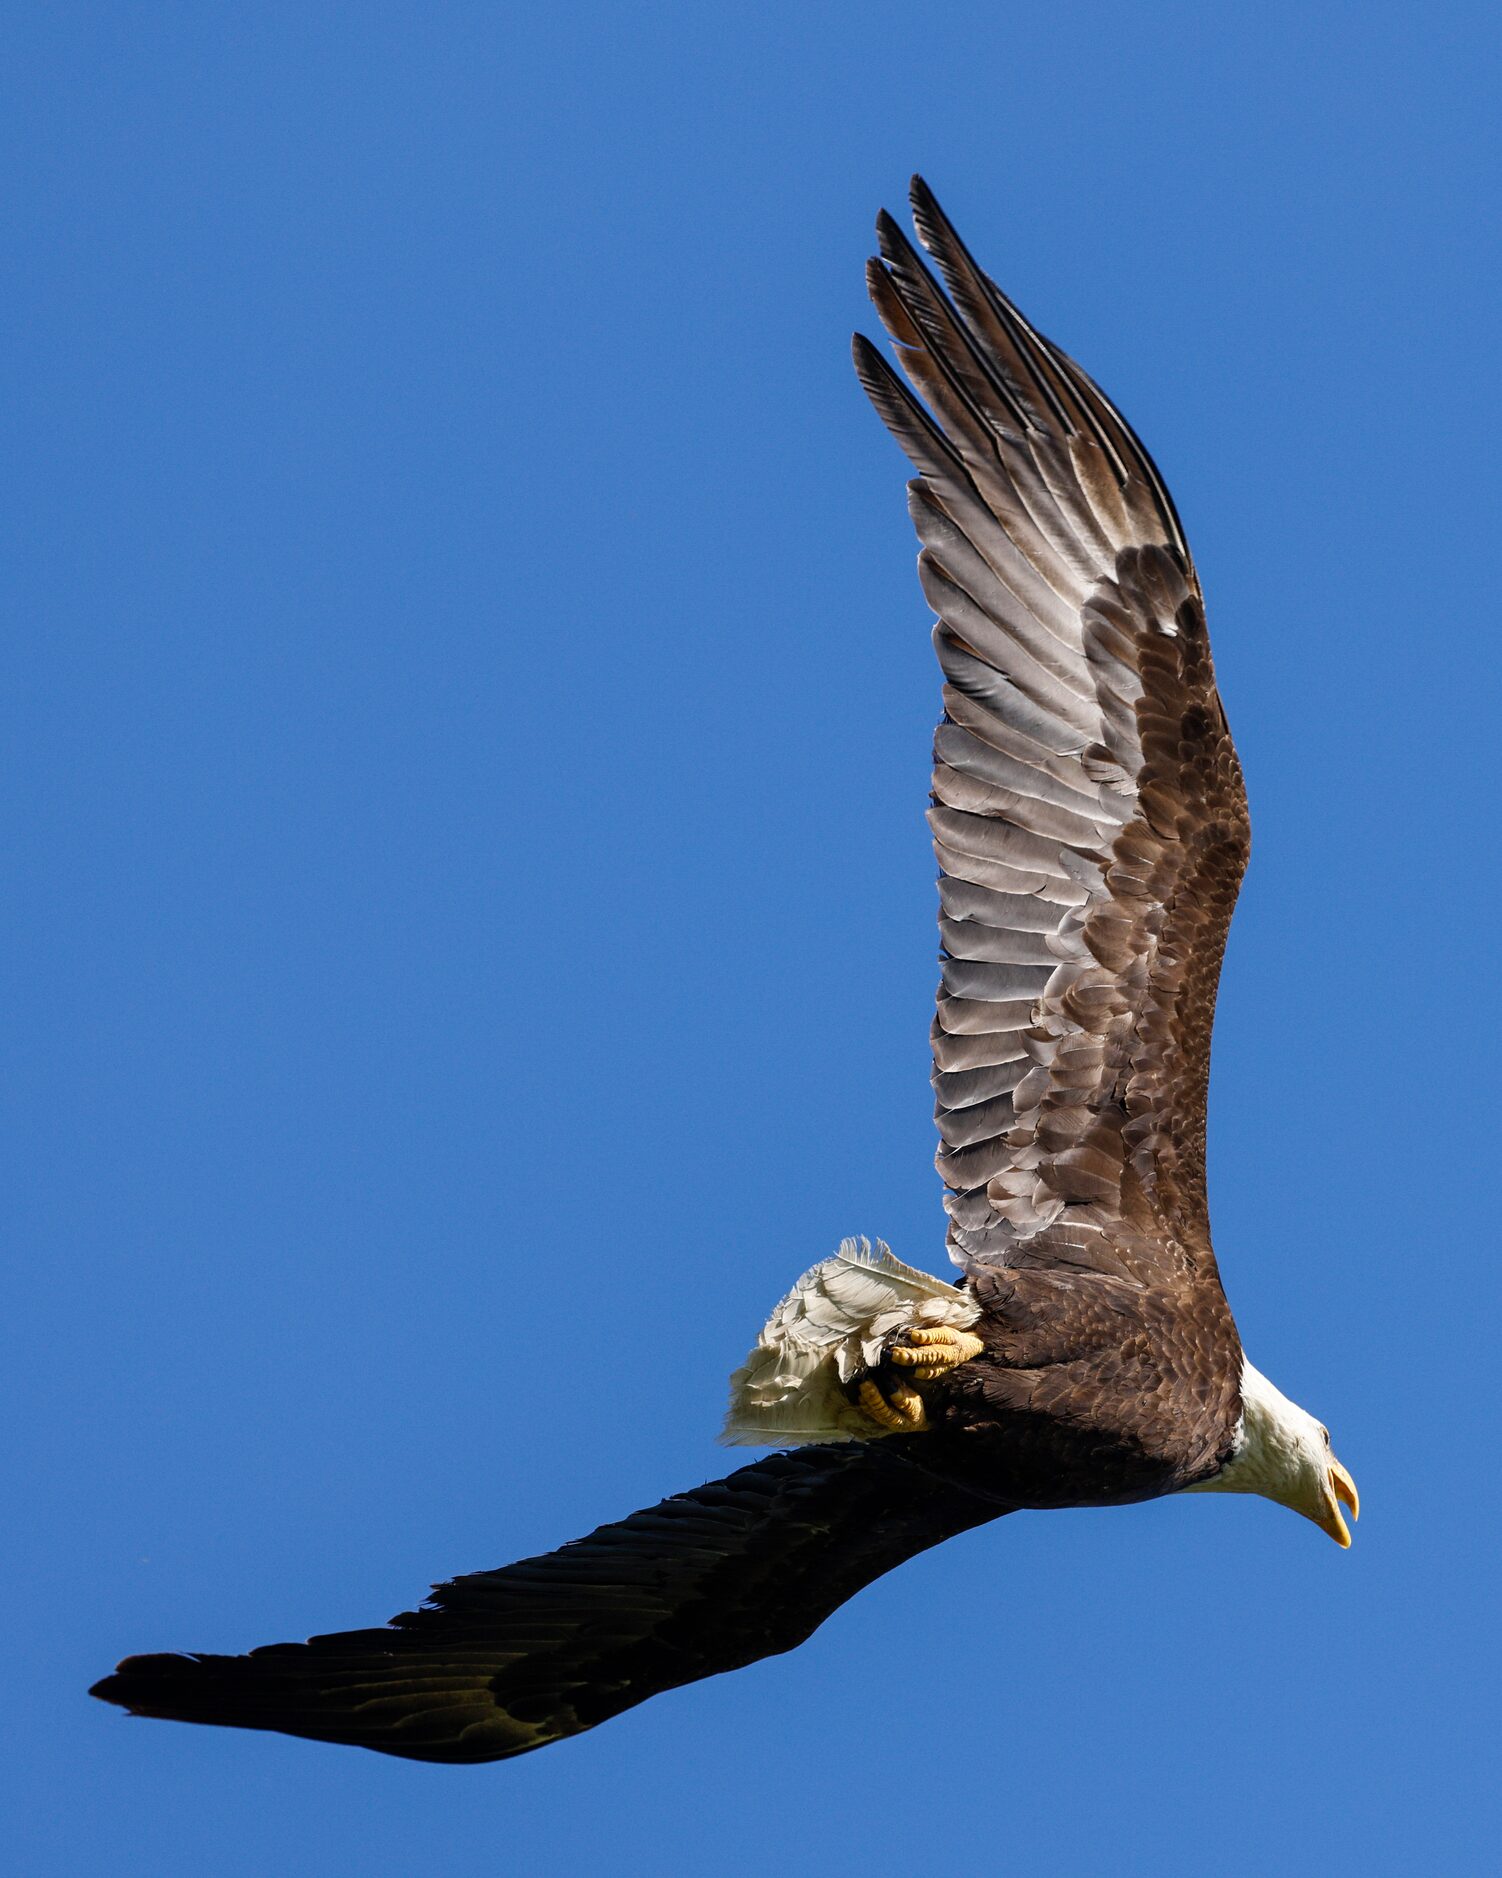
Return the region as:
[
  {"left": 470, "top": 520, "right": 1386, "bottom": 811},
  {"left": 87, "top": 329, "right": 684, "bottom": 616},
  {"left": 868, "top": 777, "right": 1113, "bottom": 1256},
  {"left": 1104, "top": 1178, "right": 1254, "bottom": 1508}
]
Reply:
[
  {"left": 1331, "top": 1458, "right": 1360, "bottom": 1524},
  {"left": 1316, "top": 1457, "right": 1359, "bottom": 1547}
]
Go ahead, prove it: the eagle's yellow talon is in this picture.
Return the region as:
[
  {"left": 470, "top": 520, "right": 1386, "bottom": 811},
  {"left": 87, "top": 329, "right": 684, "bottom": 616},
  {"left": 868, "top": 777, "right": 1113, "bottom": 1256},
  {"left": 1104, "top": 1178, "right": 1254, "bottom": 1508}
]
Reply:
[
  {"left": 857, "top": 1377, "right": 926, "bottom": 1431},
  {"left": 888, "top": 1326, "right": 984, "bottom": 1374},
  {"left": 855, "top": 1324, "right": 981, "bottom": 1431}
]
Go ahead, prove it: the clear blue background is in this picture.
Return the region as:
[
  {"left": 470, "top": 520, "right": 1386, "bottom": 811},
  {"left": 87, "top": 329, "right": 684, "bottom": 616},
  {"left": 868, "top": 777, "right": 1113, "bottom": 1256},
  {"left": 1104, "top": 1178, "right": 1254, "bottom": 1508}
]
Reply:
[{"left": 7, "top": 5, "right": 1499, "bottom": 1873}]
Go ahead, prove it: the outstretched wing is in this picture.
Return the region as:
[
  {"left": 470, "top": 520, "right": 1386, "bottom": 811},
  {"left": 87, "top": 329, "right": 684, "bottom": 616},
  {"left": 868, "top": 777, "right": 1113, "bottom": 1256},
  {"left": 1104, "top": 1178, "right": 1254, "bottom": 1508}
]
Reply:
[
  {"left": 855, "top": 179, "right": 1250, "bottom": 1278},
  {"left": 92, "top": 1443, "right": 1002, "bottom": 1763}
]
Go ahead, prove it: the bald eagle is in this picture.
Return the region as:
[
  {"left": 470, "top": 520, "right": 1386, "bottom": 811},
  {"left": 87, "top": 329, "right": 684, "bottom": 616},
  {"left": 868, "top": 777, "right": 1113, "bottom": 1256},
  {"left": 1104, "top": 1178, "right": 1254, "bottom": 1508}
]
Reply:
[{"left": 91, "top": 179, "right": 1358, "bottom": 1764}]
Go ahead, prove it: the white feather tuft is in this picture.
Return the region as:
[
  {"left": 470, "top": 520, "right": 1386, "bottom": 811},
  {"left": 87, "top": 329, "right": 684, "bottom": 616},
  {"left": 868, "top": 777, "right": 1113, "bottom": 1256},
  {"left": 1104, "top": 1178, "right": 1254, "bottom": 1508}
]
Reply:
[{"left": 720, "top": 1237, "right": 980, "bottom": 1447}]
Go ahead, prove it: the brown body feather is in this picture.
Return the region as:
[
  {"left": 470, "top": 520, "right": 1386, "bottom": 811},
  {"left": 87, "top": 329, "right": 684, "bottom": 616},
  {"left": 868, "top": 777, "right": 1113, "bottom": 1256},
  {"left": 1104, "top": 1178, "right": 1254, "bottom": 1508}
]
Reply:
[{"left": 92, "top": 180, "right": 1253, "bottom": 1763}]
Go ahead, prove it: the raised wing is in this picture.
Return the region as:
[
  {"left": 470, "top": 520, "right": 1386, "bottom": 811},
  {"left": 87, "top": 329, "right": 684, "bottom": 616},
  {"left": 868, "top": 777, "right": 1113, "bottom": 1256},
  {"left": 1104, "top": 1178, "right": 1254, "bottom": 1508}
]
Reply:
[
  {"left": 855, "top": 179, "right": 1250, "bottom": 1279},
  {"left": 91, "top": 1443, "right": 1001, "bottom": 1762}
]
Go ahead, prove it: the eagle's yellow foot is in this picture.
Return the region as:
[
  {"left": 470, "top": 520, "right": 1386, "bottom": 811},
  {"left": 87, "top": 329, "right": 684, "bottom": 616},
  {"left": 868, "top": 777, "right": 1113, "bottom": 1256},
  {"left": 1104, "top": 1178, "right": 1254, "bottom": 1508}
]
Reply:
[
  {"left": 857, "top": 1376, "right": 927, "bottom": 1431},
  {"left": 887, "top": 1324, "right": 985, "bottom": 1381},
  {"left": 855, "top": 1325, "right": 984, "bottom": 1431}
]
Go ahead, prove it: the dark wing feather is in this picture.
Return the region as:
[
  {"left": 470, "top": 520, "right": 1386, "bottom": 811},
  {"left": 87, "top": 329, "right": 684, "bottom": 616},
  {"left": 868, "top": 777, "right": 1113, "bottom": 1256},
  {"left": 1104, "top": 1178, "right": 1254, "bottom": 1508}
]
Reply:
[
  {"left": 856, "top": 178, "right": 1250, "bottom": 1280},
  {"left": 91, "top": 1444, "right": 1002, "bottom": 1763}
]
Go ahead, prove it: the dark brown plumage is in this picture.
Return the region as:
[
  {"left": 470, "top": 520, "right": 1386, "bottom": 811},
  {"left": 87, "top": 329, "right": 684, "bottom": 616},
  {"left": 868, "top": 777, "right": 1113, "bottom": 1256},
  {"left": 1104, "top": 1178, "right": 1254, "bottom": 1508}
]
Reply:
[
  {"left": 91, "top": 180, "right": 1291, "bottom": 1764},
  {"left": 93, "top": 1444, "right": 1002, "bottom": 1763}
]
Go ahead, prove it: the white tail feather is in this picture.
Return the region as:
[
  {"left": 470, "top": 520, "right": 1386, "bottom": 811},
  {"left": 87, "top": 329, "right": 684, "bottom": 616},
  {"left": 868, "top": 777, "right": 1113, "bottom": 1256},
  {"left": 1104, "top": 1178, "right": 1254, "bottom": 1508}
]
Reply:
[{"left": 720, "top": 1237, "right": 980, "bottom": 1447}]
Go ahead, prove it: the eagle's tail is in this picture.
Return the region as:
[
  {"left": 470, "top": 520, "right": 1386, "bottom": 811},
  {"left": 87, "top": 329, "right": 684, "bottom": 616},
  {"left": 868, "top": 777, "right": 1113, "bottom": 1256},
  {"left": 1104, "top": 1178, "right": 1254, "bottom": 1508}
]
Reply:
[{"left": 90, "top": 1441, "right": 1003, "bottom": 1763}]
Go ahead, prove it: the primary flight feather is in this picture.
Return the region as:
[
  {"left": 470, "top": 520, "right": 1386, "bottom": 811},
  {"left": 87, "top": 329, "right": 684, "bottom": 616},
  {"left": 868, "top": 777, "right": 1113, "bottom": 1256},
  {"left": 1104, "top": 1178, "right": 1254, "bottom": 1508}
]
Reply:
[{"left": 91, "top": 179, "right": 1357, "bottom": 1764}]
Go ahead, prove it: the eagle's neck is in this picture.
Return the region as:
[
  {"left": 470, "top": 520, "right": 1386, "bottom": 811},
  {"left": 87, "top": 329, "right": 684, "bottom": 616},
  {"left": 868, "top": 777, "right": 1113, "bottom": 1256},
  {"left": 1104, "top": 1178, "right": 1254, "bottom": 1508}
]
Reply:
[{"left": 1182, "top": 1359, "right": 1321, "bottom": 1502}]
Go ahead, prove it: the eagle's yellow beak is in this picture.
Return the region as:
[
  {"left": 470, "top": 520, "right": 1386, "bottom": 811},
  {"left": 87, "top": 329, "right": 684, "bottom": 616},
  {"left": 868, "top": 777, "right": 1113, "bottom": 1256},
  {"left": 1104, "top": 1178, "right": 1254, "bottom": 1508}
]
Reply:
[{"left": 1314, "top": 1458, "right": 1360, "bottom": 1548}]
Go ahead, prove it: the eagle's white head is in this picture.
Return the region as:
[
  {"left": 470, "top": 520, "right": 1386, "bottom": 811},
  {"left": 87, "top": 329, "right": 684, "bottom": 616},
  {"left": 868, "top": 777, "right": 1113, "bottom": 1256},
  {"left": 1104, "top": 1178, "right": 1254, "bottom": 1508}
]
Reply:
[{"left": 1185, "top": 1359, "right": 1360, "bottom": 1546}]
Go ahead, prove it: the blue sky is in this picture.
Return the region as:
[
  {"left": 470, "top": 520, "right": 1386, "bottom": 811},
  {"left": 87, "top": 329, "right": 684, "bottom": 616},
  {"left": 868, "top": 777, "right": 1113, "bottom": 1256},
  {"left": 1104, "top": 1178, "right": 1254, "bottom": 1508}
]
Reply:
[{"left": 7, "top": 4, "right": 1499, "bottom": 1873}]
